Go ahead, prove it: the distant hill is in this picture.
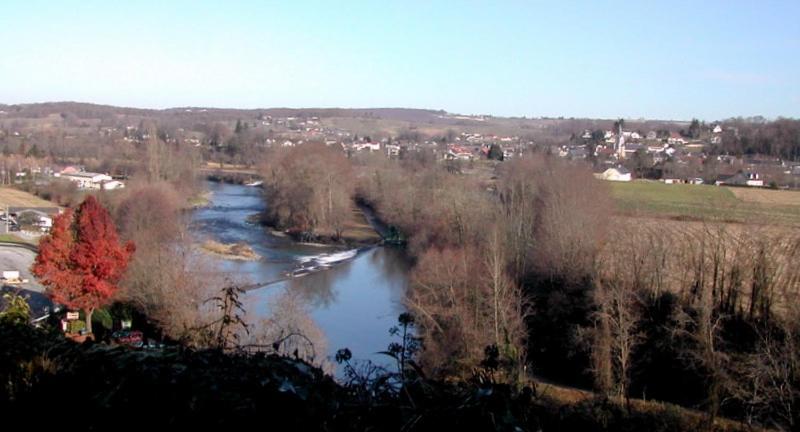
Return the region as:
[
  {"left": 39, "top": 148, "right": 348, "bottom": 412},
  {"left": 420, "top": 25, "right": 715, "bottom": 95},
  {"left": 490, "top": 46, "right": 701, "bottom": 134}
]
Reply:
[{"left": 0, "top": 102, "right": 445, "bottom": 123}]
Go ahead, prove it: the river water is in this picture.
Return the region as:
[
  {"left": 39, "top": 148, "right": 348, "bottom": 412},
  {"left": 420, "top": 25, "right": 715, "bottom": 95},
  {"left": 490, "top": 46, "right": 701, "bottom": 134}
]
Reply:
[{"left": 190, "top": 181, "right": 410, "bottom": 370}]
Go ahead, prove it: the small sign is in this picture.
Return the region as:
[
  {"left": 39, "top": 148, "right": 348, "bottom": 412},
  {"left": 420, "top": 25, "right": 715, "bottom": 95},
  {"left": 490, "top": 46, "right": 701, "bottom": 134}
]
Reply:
[
  {"left": 121, "top": 319, "right": 132, "bottom": 330},
  {"left": 66, "top": 311, "right": 79, "bottom": 321}
]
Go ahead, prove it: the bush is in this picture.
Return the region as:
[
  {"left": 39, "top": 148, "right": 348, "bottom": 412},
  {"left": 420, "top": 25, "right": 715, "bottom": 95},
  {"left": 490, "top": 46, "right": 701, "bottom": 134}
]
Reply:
[
  {"left": 0, "top": 293, "right": 31, "bottom": 325},
  {"left": 67, "top": 319, "right": 85, "bottom": 334}
]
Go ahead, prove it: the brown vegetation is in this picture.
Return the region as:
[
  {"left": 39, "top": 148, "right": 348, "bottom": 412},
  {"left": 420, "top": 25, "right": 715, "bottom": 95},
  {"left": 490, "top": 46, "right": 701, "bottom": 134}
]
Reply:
[
  {"left": 260, "top": 144, "right": 355, "bottom": 241},
  {"left": 357, "top": 154, "right": 610, "bottom": 386},
  {"left": 201, "top": 240, "right": 259, "bottom": 261},
  {"left": 105, "top": 181, "right": 223, "bottom": 344},
  {"left": 357, "top": 149, "right": 799, "bottom": 429},
  {"left": 591, "top": 221, "right": 800, "bottom": 428}
]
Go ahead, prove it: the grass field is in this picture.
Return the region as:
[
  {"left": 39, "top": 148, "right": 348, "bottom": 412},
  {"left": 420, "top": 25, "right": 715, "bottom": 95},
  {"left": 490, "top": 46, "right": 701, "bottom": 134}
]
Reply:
[
  {"left": 0, "top": 233, "right": 38, "bottom": 246},
  {"left": 610, "top": 181, "right": 800, "bottom": 226},
  {"left": 0, "top": 187, "right": 57, "bottom": 208},
  {"left": 728, "top": 186, "right": 800, "bottom": 205}
]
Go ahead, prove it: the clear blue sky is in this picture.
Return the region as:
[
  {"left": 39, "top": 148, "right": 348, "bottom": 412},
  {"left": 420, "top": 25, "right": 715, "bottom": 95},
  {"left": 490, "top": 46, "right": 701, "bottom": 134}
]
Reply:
[{"left": 1, "top": 0, "right": 798, "bottom": 121}]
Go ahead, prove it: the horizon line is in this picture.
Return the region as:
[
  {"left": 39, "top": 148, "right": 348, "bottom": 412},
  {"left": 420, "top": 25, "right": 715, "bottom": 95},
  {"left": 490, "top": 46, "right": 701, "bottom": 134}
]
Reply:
[{"left": 0, "top": 99, "right": 795, "bottom": 124}]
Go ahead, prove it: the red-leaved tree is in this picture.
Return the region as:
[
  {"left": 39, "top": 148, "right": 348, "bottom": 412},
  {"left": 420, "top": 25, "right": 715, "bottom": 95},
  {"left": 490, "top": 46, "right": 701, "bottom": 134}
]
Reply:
[{"left": 32, "top": 195, "right": 135, "bottom": 334}]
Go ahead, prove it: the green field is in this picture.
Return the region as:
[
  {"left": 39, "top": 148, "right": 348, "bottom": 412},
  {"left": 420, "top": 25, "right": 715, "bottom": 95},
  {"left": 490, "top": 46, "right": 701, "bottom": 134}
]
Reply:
[{"left": 610, "top": 181, "right": 800, "bottom": 226}]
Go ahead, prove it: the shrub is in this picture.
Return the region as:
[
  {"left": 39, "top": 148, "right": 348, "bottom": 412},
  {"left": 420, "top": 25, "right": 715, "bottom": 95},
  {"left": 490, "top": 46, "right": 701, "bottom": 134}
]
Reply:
[{"left": 67, "top": 319, "right": 86, "bottom": 334}]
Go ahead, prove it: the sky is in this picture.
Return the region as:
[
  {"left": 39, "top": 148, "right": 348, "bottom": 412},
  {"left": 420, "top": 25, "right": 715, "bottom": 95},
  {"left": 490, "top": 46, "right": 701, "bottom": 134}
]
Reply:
[{"left": 1, "top": 0, "right": 798, "bottom": 121}]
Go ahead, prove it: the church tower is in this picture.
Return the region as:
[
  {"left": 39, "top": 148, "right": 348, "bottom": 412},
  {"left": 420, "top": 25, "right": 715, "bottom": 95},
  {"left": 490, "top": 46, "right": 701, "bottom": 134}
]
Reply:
[{"left": 616, "top": 121, "right": 626, "bottom": 160}]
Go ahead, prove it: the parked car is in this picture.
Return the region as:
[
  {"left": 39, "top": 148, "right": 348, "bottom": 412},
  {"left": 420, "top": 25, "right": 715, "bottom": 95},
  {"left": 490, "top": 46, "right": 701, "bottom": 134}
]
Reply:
[{"left": 112, "top": 330, "right": 144, "bottom": 348}]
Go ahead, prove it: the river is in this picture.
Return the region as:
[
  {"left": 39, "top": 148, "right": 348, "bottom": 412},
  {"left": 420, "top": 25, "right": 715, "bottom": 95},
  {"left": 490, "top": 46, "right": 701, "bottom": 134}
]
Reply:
[{"left": 190, "top": 181, "right": 410, "bottom": 371}]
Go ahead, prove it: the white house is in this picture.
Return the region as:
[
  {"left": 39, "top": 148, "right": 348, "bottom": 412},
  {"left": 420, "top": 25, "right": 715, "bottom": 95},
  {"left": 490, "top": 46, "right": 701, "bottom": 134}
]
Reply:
[
  {"left": 386, "top": 144, "right": 401, "bottom": 157},
  {"left": 667, "top": 133, "right": 687, "bottom": 145},
  {"left": 353, "top": 142, "right": 380, "bottom": 152},
  {"left": 713, "top": 125, "right": 723, "bottom": 134},
  {"left": 715, "top": 171, "right": 764, "bottom": 187},
  {"left": 596, "top": 167, "right": 632, "bottom": 182},
  {"left": 102, "top": 180, "right": 126, "bottom": 190},
  {"left": 15, "top": 209, "right": 53, "bottom": 232},
  {"left": 58, "top": 171, "right": 124, "bottom": 190},
  {"left": 58, "top": 172, "right": 112, "bottom": 189}
]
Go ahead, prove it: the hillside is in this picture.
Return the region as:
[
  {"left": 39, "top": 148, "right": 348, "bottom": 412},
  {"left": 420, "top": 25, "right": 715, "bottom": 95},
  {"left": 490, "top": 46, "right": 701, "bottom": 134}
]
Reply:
[
  {"left": 0, "top": 187, "right": 58, "bottom": 208},
  {"left": 0, "top": 101, "right": 689, "bottom": 136}
]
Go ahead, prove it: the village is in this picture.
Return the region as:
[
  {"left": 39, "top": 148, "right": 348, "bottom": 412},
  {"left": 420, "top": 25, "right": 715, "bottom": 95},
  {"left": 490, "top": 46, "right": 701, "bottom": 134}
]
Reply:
[{"left": 3, "top": 109, "right": 799, "bottom": 206}]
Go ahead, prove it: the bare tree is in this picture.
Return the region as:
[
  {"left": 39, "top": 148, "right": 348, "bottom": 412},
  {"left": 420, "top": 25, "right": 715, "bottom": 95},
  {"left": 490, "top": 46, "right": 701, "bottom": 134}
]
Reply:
[{"left": 592, "top": 278, "right": 643, "bottom": 407}]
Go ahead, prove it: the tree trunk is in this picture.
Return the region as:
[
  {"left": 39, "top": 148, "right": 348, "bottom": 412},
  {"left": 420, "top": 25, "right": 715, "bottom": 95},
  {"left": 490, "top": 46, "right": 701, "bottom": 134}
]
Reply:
[{"left": 84, "top": 308, "right": 94, "bottom": 334}]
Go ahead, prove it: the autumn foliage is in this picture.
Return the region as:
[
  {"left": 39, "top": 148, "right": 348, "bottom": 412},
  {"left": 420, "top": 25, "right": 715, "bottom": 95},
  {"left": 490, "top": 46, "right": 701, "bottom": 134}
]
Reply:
[{"left": 32, "top": 195, "right": 135, "bottom": 333}]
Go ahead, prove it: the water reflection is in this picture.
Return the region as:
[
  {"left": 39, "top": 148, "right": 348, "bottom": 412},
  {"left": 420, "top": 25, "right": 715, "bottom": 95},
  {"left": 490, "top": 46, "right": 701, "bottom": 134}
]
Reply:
[{"left": 190, "top": 181, "right": 410, "bottom": 367}]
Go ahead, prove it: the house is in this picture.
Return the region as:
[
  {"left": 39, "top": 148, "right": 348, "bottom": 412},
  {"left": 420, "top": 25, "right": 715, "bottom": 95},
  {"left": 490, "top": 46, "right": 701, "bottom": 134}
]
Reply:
[
  {"left": 60, "top": 165, "right": 83, "bottom": 175},
  {"left": 8, "top": 207, "right": 60, "bottom": 233},
  {"left": 667, "top": 132, "right": 687, "bottom": 145},
  {"left": 646, "top": 131, "right": 658, "bottom": 140},
  {"left": 353, "top": 142, "right": 380, "bottom": 152},
  {"left": 57, "top": 171, "right": 122, "bottom": 190},
  {"left": 102, "top": 180, "right": 126, "bottom": 190},
  {"left": 604, "top": 130, "right": 616, "bottom": 144},
  {"left": 15, "top": 209, "right": 52, "bottom": 232},
  {"left": 664, "top": 178, "right": 703, "bottom": 185},
  {"left": 716, "top": 171, "right": 764, "bottom": 187},
  {"left": 647, "top": 143, "right": 667, "bottom": 154},
  {"left": 386, "top": 144, "right": 401, "bottom": 157},
  {"left": 684, "top": 142, "right": 706, "bottom": 153},
  {"left": 446, "top": 145, "right": 474, "bottom": 161},
  {"left": 623, "top": 142, "right": 645, "bottom": 157},
  {"left": 712, "top": 125, "right": 723, "bottom": 134},
  {"left": 595, "top": 166, "right": 632, "bottom": 182}
]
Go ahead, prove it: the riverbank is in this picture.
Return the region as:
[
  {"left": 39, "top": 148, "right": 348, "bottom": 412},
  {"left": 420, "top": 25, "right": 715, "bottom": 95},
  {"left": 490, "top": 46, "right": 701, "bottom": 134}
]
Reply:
[
  {"left": 187, "top": 190, "right": 213, "bottom": 208},
  {"left": 200, "top": 240, "right": 260, "bottom": 261},
  {"left": 265, "top": 202, "right": 384, "bottom": 248}
]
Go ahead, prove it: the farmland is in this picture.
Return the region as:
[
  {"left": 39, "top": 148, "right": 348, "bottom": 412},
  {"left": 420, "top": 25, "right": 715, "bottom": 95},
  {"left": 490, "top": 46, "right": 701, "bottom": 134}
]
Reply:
[{"left": 610, "top": 181, "right": 800, "bottom": 226}]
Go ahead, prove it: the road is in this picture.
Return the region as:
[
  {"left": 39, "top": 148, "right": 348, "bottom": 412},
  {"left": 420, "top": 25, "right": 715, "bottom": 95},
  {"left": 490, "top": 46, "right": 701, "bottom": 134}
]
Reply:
[{"left": 0, "top": 243, "right": 52, "bottom": 318}]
